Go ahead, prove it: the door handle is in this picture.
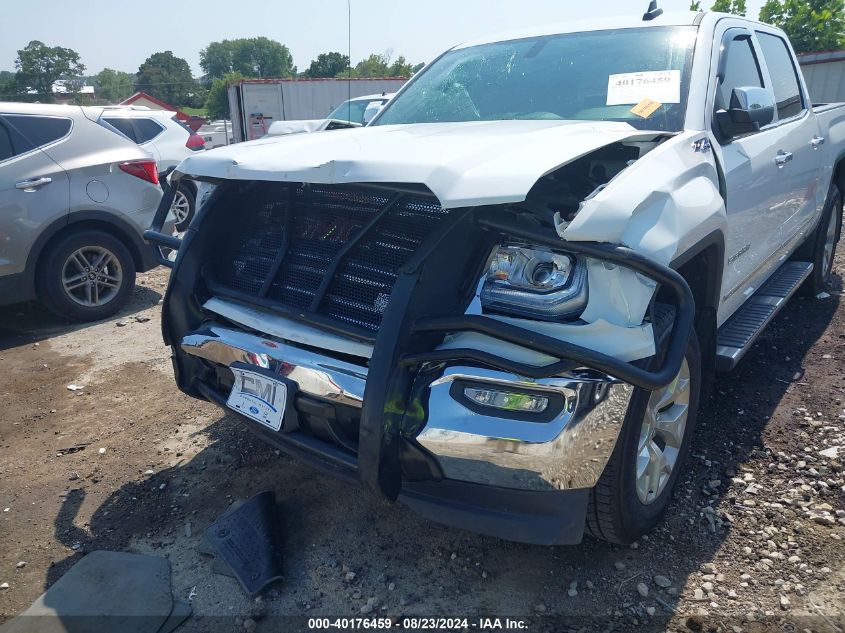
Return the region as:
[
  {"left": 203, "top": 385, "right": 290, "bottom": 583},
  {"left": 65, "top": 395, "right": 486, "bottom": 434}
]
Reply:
[
  {"left": 810, "top": 136, "right": 826, "bottom": 149},
  {"left": 15, "top": 176, "right": 52, "bottom": 191},
  {"left": 774, "top": 151, "right": 793, "bottom": 168}
]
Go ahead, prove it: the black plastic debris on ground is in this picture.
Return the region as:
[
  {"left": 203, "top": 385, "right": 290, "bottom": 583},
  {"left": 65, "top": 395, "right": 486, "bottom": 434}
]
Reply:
[
  {"left": 0, "top": 550, "right": 191, "bottom": 633},
  {"left": 204, "top": 490, "right": 284, "bottom": 595}
]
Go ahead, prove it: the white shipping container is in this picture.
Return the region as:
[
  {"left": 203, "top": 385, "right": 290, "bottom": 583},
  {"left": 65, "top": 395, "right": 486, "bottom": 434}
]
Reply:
[{"left": 228, "top": 78, "right": 407, "bottom": 142}]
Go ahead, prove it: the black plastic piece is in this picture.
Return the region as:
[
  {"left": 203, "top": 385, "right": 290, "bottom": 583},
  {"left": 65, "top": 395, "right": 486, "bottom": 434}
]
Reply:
[
  {"left": 643, "top": 0, "right": 663, "bottom": 20},
  {"left": 144, "top": 169, "right": 181, "bottom": 268},
  {"left": 205, "top": 491, "right": 284, "bottom": 595}
]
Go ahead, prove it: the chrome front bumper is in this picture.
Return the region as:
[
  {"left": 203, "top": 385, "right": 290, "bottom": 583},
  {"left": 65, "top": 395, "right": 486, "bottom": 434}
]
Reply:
[
  {"left": 181, "top": 325, "right": 632, "bottom": 492},
  {"left": 418, "top": 368, "right": 632, "bottom": 491}
]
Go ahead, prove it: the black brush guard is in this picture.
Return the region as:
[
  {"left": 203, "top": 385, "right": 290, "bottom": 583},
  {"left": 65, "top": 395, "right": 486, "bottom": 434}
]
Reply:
[{"left": 145, "top": 173, "right": 694, "bottom": 501}]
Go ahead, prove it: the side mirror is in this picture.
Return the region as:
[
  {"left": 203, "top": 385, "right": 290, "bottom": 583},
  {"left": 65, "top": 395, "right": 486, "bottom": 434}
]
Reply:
[
  {"left": 716, "top": 86, "right": 775, "bottom": 139},
  {"left": 362, "top": 101, "right": 385, "bottom": 125}
]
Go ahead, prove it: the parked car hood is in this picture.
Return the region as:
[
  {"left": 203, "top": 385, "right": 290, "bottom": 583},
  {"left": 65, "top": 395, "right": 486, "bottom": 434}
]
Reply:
[
  {"left": 265, "top": 119, "right": 351, "bottom": 137},
  {"left": 176, "top": 120, "right": 663, "bottom": 209}
]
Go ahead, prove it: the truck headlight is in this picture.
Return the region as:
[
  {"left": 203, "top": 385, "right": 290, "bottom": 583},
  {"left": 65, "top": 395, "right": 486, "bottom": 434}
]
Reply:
[{"left": 479, "top": 244, "right": 588, "bottom": 321}]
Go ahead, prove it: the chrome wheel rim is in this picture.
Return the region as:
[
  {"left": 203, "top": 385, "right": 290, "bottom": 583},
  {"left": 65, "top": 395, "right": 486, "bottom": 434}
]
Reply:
[
  {"left": 821, "top": 204, "right": 839, "bottom": 280},
  {"left": 171, "top": 190, "right": 190, "bottom": 224},
  {"left": 636, "top": 359, "right": 691, "bottom": 505},
  {"left": 62, "top": 246, "right": 123, "bottom": 307}
]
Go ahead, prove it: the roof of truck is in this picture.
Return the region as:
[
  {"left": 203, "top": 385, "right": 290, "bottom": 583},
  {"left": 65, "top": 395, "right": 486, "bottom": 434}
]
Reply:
[
  {"left": 453, "top": 11, "right": 701, "bottom": 49},
  {"left": 452, "top": 10, "right": 785, "bottom": 50}
]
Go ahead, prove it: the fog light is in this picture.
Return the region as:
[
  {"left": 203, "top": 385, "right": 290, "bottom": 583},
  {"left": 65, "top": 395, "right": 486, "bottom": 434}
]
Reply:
[{"left": 463, "top": 387, "right": 549, "bottom": 413}]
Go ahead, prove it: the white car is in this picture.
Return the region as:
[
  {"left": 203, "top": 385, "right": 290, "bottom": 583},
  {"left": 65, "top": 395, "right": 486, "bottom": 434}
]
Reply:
[
  {"left": 265, "top": 94, "right": 393, "bottom": 137},
  {"left": 150, "top": 7, "right": 844, "bottom": 546},
  {"left": 100, "top": 107, "right": 205, "bottom": 230}
]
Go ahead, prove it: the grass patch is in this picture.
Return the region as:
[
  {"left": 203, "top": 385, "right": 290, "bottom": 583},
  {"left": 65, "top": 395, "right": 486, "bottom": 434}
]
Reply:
[{"left": 181, "top": 106, "right": 208, "bottom": 117}]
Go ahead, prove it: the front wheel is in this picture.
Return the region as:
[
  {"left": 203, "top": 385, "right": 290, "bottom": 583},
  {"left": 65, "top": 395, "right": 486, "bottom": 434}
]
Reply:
[{"left": 586, "top": 332, "right": 701, "bottom": 544}]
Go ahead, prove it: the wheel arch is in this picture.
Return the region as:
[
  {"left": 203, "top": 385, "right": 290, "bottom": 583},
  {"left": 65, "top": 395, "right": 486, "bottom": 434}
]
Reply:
[
  {"left": 179, "top": 179, "right": 198, "bottom": 195},
  {"left": 667, "top": 230, "right": 725, "bottom": 396},
  {"left": 832, "top": 151, "right": 845, "bottom": 193},
  {"left": 28, "top": 211, "right": 156, "bottom": 294},
  {"left": 832, "top": 154, "right": 845, "bottom": 237}
]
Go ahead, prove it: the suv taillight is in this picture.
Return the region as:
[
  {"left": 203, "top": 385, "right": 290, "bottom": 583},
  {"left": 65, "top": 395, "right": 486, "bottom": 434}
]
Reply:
[
  {"left": 119, "top": 159, "right": 159, "bottom": 184},
  {"left": 186, "top": 133, "right": 205, "bottom": 151}
]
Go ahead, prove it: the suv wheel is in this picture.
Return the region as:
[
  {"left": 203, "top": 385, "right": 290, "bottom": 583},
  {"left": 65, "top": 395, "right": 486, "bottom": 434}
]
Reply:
[
  {"left": 171, "top": 184, "right": 196, "bottom": 232},
  {"left": 586, "top": 332, "right": 701, "bottom": 544},
  {"left": 38, "top": 230, "right": 136, "bottom": 322}
]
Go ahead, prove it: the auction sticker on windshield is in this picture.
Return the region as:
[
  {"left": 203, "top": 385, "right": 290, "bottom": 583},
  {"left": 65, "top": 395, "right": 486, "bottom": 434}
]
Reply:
[
  {"left": 607, "top": 70, "right": 681, "bottom": 105},
  {"left": 226, "top": 367, "right": 287, "bottom": 431}
]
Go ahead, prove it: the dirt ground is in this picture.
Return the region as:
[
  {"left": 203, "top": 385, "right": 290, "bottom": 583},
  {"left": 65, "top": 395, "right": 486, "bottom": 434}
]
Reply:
[{"left": 1, "top": 252, "right": 844, "bottom": 633}]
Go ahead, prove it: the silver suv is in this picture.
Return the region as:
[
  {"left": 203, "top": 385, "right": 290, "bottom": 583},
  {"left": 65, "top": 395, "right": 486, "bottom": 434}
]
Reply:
[{"left": 0, "top": 103, "right": 164, "bottom": 322}]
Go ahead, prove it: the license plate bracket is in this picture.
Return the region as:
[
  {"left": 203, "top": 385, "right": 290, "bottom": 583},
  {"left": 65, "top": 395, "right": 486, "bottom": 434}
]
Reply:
[{"left": 226, "top": 364, "right": 292, "bottom": 432}]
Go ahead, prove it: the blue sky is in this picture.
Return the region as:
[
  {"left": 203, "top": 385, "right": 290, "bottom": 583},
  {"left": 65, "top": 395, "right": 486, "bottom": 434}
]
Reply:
[{"left": 0, "top": 0, "right": 767, "bottom": 75}]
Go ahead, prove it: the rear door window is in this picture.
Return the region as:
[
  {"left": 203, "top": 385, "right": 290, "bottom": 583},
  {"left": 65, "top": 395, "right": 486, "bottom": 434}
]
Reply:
[
  {"left": 171, "top": 116, "right": 193, "bottom": 135},
  {"left": 102, "top": 117, "right": 138, "bottom": 142},
  {"left": 756, "top": 31, "right": 804, "bottom": 120},
  {"left": 0, "top": 122, "right": 14, "bottom": 161},
  {"left": 132, "top": 118, "right": 165, "bottom": 143},
  {"left": 2, "top": 115, "right": 72, "bottom": 150}
]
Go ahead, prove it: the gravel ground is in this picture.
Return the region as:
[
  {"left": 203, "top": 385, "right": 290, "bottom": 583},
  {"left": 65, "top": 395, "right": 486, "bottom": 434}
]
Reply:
[{"left": 0, "top": 252, "right": 844, "bottom": 633}]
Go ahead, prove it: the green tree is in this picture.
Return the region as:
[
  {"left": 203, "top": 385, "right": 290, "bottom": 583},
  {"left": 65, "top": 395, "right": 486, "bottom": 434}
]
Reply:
[
  {"left": 304, "top": 52, "right": 350, "bottom": 78},
  {"left": 199, "top": 41, "right": 234, "bottom": 81},
  {"left": 205, "top": 71, "right": 243, "bottom": 120},
  {"left": 200, "top": 38, "right": 295, "bottom": 79},
  {"left": 690, "top": 1, "right": 702, "bottom": 9},
  {"left": 348, "top": 52, "right": 418, "bottom": 78},
  {"left": 0, "top": 70, "right": 17, "bottom": 99},
  {"left": 95, "top": 68, "right": 134, "bottom": 103},
  {"left": 348, "top": 53, "right": 383, "bottom": 78},
  {"left": 711, "top": 0, "right": 747, "bottom": 14},
  {"left": 387, "top": 56, "right": 413, "bottom": 77},
  {"left": 759, "top": 0, "right": 845, "bottom": 53},
  {"left": 14, "top": 40, "right": 85, "bottom": 102},
  {"left": 135, "top": 51, "right": 197, "bottom": 107}
]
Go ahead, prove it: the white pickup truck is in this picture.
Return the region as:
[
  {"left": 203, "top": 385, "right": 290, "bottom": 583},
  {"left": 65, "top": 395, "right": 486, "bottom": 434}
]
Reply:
[{"left": 146, "top": 6, "right": 844, "bottom": 545}]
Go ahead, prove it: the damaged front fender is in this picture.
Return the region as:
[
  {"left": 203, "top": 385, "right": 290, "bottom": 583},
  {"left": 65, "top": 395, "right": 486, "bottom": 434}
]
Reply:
[{"left": 563, "top": 131, "right": 725, "bottom": 327}]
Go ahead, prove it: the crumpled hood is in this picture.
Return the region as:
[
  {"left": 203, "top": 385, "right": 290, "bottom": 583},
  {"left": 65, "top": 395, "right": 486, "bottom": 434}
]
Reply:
[{"left": 177, "top": 120, "right": 662, "bottom": 209}]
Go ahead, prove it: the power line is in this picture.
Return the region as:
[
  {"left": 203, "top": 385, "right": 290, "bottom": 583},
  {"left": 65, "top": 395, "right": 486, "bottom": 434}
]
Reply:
[{"left": 348, "top": 0, "right": 352, "bottom": 121}]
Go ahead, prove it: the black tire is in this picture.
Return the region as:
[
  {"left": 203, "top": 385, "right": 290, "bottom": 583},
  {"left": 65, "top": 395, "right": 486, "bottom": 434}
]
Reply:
[
  {"left": 804, "top": 183, "right": 842, "bottom": 296},
  {"left": 173, "top": 183, "right": 196, "bottom": 232},
  {"left": 586, "top": 332, "right": 701, "bottom": 544},
  {"left": 37, "top": 229, "right": 136, "bottom": 322}
]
